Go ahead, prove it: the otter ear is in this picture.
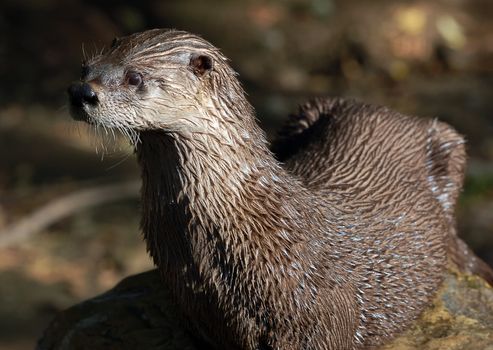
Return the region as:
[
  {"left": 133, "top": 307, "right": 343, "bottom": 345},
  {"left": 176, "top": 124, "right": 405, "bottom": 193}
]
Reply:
[
  {"left": 189, "top": 53, "right": 213, "bottom": 76},
  {"left": 110, "top": 37, "right": 121, "bottom": 49}
]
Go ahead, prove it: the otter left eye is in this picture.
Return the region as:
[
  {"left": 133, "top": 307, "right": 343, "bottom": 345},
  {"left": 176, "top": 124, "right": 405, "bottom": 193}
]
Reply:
[{"left": 126, "top": 71, "right": 143, "bottom": 86}]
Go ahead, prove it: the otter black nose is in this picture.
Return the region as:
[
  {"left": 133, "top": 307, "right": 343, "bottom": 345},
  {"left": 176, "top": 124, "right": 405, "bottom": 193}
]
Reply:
[{"left": 67, "top": 82, "right": 98, "bottom": 107}]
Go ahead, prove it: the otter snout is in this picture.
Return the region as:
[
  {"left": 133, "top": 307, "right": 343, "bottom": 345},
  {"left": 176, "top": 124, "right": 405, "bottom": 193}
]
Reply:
[
  {"left": 67, "top": 82, "right": 99, "bottom": 122},
  {"left": 67, "top": 82, "right": 98, "bottom": 108}
]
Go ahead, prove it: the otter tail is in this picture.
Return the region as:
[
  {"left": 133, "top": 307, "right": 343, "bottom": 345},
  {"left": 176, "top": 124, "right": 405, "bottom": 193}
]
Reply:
[
  {"left": 449, "top": 236, "right": 493, "bottom": 285},
  {"left": 426, "top": 120, "right": 493, "bottom": 284}
]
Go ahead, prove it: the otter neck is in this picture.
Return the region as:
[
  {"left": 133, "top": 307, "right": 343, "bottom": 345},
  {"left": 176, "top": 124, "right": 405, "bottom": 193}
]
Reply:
[{"left": 136, "top": 124, "right": 314, "bottom": 279}]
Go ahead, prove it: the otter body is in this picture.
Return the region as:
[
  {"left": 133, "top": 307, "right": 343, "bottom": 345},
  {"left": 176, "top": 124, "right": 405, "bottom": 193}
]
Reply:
[{"left": 68, "top": 29, "right": 493, "bottom": 350}]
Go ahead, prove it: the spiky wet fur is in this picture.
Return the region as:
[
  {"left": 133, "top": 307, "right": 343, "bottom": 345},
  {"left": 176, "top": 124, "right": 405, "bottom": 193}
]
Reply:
[{"left": 71, "top": 29, "right": 493, "bottom": 350}]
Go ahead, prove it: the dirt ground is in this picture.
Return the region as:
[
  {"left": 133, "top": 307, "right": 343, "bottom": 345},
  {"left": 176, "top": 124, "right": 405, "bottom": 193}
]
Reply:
[{"left": 0, "top": 1, "right": 492, "bottom": 349}]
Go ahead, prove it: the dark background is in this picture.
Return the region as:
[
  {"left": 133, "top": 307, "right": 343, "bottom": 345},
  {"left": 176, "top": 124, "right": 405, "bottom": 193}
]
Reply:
[{"left": 0, "top": 1, "right": 492, "bottom": 349}]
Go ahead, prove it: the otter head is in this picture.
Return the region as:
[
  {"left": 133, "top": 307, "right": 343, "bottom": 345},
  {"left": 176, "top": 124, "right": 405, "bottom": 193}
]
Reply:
[{"left": 67, "top": 29, "right": 253, "bottom": 141}]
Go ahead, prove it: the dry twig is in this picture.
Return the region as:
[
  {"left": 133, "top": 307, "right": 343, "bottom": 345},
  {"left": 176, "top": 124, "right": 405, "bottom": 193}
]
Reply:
[{"left": 0, "top": 180, "right": 140, "bottom": 248}]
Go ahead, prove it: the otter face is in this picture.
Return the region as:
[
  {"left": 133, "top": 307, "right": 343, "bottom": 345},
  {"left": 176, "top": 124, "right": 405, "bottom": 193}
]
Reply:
[{"left": 67, "top": 29, "right": 234, "bottom": 138}]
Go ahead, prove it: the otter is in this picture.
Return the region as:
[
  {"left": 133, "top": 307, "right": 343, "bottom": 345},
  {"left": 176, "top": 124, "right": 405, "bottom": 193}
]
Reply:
[{"left": 67, "top": 29, "right": 493, "bottom": 350}]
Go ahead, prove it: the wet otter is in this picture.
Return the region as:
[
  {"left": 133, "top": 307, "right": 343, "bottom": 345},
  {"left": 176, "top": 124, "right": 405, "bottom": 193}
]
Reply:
[{"left": 68, "top": 29, "right": 493, "bottom": 350}]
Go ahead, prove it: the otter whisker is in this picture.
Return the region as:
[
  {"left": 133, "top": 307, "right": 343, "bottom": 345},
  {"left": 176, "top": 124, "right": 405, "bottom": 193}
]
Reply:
[{"left": 81, "top": 42, "right": 87, "bottom": 63}]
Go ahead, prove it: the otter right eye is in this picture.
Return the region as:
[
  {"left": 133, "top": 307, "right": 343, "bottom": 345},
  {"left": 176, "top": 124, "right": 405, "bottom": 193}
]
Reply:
[{"left": 126, "top": 71, "right": 143, "bottom": 87}]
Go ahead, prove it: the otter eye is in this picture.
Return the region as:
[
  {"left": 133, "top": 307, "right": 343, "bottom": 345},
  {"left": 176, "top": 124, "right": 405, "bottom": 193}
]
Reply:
[{"left": 126, "top": 71, "right": 143, "bottom": 86}]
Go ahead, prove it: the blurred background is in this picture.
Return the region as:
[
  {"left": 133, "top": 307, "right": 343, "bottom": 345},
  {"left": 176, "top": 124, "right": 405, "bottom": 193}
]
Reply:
[{"left": 0, "top": 0, "right": 492, "bottom": 349}]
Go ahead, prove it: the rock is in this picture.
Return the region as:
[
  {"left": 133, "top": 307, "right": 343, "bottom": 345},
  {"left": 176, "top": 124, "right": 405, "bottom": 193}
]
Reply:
[
  {"left": 36, "top": 270, "right": 199, "bottom": 350},
  {"left": 37, "top": 269, "right": 493, "bottom": 350},
  {"left": 382, "top": 270, "right": 493, "bottom": 350}
]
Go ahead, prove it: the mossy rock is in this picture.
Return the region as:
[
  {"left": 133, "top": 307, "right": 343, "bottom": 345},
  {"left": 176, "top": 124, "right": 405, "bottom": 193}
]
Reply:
[
  {"left": 37, "top": 269, "right": 493, "bottom": 350},
  {"left": 382, "top": 270, "right": 493, "bottom": 350}
]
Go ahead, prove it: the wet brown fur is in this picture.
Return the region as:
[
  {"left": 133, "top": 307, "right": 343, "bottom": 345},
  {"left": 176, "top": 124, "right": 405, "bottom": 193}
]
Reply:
[{"left": 70, "top": 29, "right": 493, "bottom": 350}]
